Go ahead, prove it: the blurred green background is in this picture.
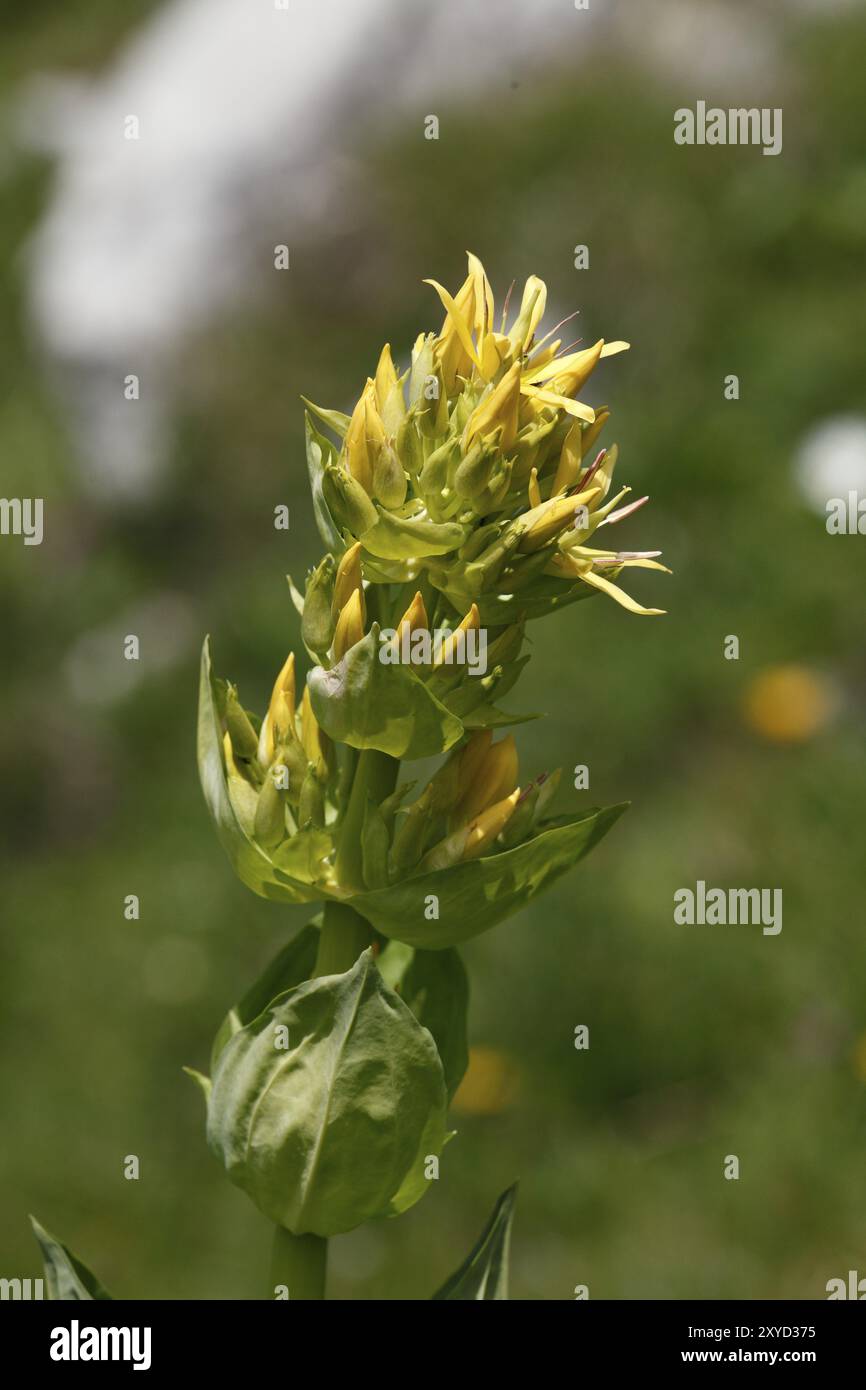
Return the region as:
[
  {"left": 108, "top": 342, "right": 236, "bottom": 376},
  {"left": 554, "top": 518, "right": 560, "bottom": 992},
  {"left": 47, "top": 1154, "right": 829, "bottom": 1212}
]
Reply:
[{"left": 2, "top": 0, "right": 866, "bottom": 1300}]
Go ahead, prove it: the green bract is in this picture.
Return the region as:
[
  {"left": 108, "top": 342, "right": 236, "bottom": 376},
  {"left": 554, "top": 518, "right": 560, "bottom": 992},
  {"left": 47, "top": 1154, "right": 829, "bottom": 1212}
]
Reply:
[
  {"left": 199, "top": 637, "right": 625, "bottom": 942},
  {"left": 351, "top": 805, "right": 626, "bottom": 948},
  {"left": 308, "top": 625, "right": 463, "bottom": 760},
  {"left": 206, "top": 949, "right": 448, "bottom": 1236},
  {"left": 432, "top": 1184, "right": 517, "bottom": 1300},
  {"left": 30, "top": 1218, "right": 113, "bottom": 1301}
]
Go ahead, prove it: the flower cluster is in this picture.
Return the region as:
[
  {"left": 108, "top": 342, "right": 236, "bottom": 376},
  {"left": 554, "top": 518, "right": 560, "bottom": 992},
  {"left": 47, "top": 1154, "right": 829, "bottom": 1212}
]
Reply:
[
  {"left": 308, "top": 251, "right": 667, "bottom": 626},
  {"left": 194, "top": 254, "right": 665, "bottom": 1253},
  {"left": 201, "top": 253, "right": 667, "bottom": 921}
]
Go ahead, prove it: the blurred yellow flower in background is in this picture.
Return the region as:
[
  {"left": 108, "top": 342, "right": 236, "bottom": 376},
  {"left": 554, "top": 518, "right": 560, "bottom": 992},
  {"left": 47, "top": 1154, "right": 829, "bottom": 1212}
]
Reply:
[
  {"left": 741, "top": 665, "right": 837, "bottom": 744},
  {"left": 451, "top": 1045, "right": 522, "bottom": 1116}
]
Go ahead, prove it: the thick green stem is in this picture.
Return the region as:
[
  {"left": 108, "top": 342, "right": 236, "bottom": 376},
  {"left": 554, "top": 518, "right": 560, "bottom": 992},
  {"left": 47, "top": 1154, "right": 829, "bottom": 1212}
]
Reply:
[
  {"left": 334, "top": 748, "right": 399, "bottom": 892},
  {"left": 270, "top": 1226, "right": 327, "bottom": 1301},
  {"left": 273, "top": 751, "right": 398, "bottom": 1299},
  {"left": 314, "top": 900, "right": 372, "bottom": 977}
]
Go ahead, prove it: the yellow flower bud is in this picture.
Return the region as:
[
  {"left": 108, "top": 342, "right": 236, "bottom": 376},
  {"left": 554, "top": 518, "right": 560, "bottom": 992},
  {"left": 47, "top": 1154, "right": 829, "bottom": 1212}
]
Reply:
[
  {"left": 463, "top": 362, "right": 521, "bottom": 452},
  {"left": 372, "top": 442, "right": 407, "bottom": 509},
  {"left": 300, "top": 685, "right": 331, "bottom": 776},
  {"left": 528, "top": 466, "right": 542, "bottom": 509},
  {"left": 547, "top": 339, "right": 605, "bottom": 398},
  {"left": 456, "top": 728, "right": 493, "bottom": 784},
  {"left": 333, "top": 589, "right": 365, "bottom": 661},
  {"left": 508, "top": 275, "right": 547, "bottom": 353},
  {"left": 397, "top": 590, "right": 429, "bottom": 641},
  {"left": 433, "top": 270, "right": 477, "bottom": 393},
  {"left": 374, "top": 343, "right": 399, "bottom": 412},
  {"left": 223, "top": 730, "right": 242, "bottom": 779},
  {"left": 462, "top": 789, "right": 521, "bottom": 861},
  {"left": 452, "top": 735, "right": 518, "bottom": 828},
  {"left": 518, "top": 487, "right": 601, "bottom": 553},
  {"left": 433, "top": 602, "right": 481, "bottom": 669},
  {"left": 552, "top": 421, "right": 583, "bottom": 496},
  {"left": 374, "top": 343, "right": 407, "bottom": 435},
  {"left": 479, "top": 330, "right": 513, "bottom": 382},
  {"left": 258, "top": 652, "right": 296, "bottom": 766},
  {"left": 332, "top": 542, "right": 364, "bottom": 618},
  {"left": 345, "top": 381, "right": 387, "bottom": 494}
]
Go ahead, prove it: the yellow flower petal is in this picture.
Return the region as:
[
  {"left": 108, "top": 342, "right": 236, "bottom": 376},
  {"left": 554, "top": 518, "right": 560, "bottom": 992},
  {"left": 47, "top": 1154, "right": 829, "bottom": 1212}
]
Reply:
[
  {"left": 579, "top": 567, "right": 665, "bottom": 615},
  {"left": 424, "top": 277, "right": 482, "bottom": 370}
]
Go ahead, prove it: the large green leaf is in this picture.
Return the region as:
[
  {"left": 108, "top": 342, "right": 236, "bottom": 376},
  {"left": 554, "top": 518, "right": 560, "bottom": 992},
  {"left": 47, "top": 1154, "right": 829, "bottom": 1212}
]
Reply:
[
  {"left": 197, "top": 638, "right": 333, "bottom": 904},
  {"left": 432, "top": 1184, "right": 517, "bottom": 1300},
  {"left": 378, "top": 941, "right": 469, "bottom": 1100},
  {"left": 30, "top": 1217, "right": 113, "bottom": 1301},
  {"left": 352, "top": 804, "right": 627, "bottom": 948},
  {"left": 307, "top": 626, "right": 463, "bottom": 761},
  {"left": 207, "top": 949, "right": 448, "bottom": 1236},
  {"left": 210, "top": 921, "right": 321, "bottom": 1070}
]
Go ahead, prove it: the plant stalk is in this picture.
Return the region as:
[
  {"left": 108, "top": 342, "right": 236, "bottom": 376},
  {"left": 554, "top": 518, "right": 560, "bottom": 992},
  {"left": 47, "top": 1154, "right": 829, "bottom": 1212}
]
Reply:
[
  {"left": 272, "top": 751, "right": 398, "bottom": 1299},
  {"left": 314, "top": 900, "right": 372, "bottom": 978},
  {"left": 334, "top": 748, "right": 399, "bottom": 892}
]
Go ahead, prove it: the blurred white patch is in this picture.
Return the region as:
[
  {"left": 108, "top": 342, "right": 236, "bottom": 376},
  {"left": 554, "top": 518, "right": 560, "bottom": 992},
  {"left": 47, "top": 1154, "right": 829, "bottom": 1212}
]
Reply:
[
  {"left": 15, "top": 0, "right": 793, "bottom": 499},
  {"left": 793, "top": 415, "right": 866, "bottom": 513}
]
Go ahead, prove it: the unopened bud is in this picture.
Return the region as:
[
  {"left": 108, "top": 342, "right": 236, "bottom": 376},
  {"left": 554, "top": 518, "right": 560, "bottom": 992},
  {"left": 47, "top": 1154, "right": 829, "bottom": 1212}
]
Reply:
[
  {"left": 333, "top": 589, "right": 365, "bottom": 662},
  {"left": 461, "top": 789, "right": 520, "bottom": 860},
  {"left": 322, "top": 464, "right": 379, "bottom": 537},
  {"left": 258, "top": 653, "right": 296, "bottom": 767},
  {"left": 302, "top": 555, "right": 336, "bottom": 657},
  {"left": 224, "top": 684, "right": 260, "bottom": 763},
  {"left": 452, "top": 735, "right": 518, "bottom": 828},
  {"left": 372, "top": 443, "right": 408, "bottom": 509},
  {"left": 518, "top": 487, "right": 601, "bottom": 553}
]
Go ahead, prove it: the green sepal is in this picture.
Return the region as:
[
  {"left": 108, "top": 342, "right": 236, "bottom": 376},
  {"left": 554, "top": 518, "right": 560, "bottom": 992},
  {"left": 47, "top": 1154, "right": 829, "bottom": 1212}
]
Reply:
[
  {"left": 301, "top": 397, "right": 351, "bottom": 439},
  {"left": 30, "top": 1217, "right": 113, "bottom": 1301},
  {"left": 460, "top": 704, "right": 542, "bottom": 730},
  {"left": 182, "top": 1066, "right": 212, "bottom": 1108},
  {"left": 305, "top": 414, "right": 343, "bottom": 552},
  {"left": 361, "top": 509, "right": 467, "bottom": 561},
  {"left": 432, "top": 1184, "right": 517, "bottom": 1300}
]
